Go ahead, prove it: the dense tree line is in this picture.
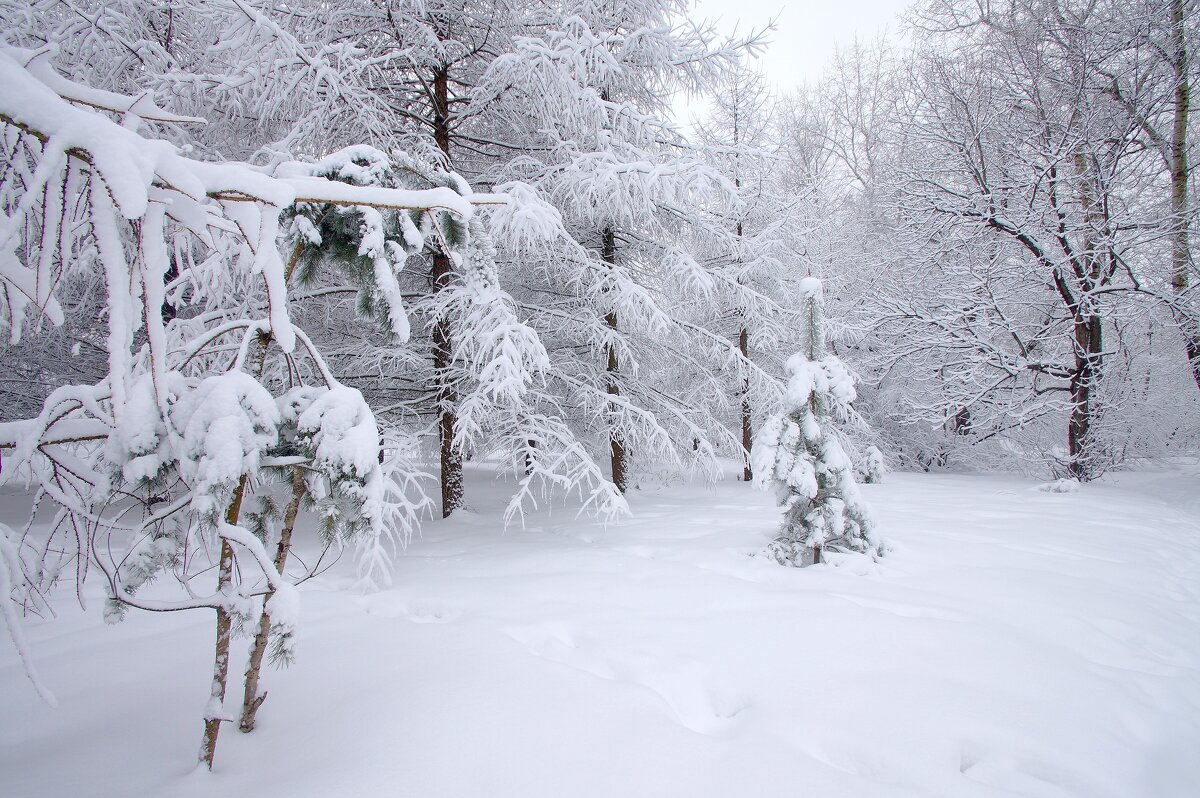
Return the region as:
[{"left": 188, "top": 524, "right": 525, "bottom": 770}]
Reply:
[{"left": 789, "top": 0, "right": 1200, "bottom": 478}]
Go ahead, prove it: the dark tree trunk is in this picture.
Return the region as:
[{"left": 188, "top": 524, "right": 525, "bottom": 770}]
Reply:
[
  {"left": 432, "top": 250, "right": 463, "bottom": 516},
  {"left": 1067, "top": 315, "right": 1103, "bottom": 479},
  {"left": 601, "top": 227, "right": 626, "bottom": 493},
  {"left": 739, "top": 323, "right": 753, "bottom": 482},
  {"left": 606, "top": 312, "right": 626, "bottom": 493},
  {"left": 433, "top": 65, "right": 451, "bottom": 157},
  {"left": 1062, "top": 137, "right": 1107, "bottom": 481},
  {"left": 733, "top": 132, "right": 752, "bottom": 481},
  {"left": 431, "top": 64, "right": 463, "bottom": 516}
]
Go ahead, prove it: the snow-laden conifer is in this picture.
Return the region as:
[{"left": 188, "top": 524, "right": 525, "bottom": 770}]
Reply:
[
  {"left": 473, "top": 0, "right": 766, "bottom": 491},
  {"left": 0, "top": 47, "right": 495, "bottom": 767},
  {"left": 693, "top": 65, "right": 796, "bottom": 482},
  {"left": 858, "top": 445, "right": 887, "bottom": 484},
  {"left": 751, "top": 279, "right": 879, "bottom": 565}
]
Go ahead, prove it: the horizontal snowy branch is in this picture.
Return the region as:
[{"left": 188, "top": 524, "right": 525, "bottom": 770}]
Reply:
[{"left": 0, "top": 46, "right": 507, "bottom": 219}]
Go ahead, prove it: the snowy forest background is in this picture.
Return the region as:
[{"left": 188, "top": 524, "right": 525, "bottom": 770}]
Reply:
[{"left": 2, "top": 0, "right": 1200, "bottom": 795}]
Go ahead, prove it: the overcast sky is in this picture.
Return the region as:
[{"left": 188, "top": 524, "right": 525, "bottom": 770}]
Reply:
[{"left": 674, "top": 0, "right": 914, "bottom": 123}]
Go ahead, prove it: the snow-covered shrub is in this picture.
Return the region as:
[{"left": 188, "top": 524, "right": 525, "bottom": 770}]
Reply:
[
  {"left": 751, "top": 279, "right": 880, "bottom": 566},
  {"left": 857, "top": 445, "right": 887, "bottom": 484}
]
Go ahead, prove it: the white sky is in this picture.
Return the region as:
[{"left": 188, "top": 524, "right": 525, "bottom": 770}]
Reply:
[{"left": 673, "top": 0, "right": 914, "bottom": 124}]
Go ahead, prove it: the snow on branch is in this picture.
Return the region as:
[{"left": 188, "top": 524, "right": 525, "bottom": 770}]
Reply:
[
  {"left": 0, "top": 44, "right": 503, "bottom": 220},
  {"left": 0, "top": 46, "right": 512, "bottom": 704}
]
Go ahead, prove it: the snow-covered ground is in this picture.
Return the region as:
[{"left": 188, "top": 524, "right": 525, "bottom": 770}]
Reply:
[{"left": 3, "top": 464, "right": 1200, "bottom": 797}]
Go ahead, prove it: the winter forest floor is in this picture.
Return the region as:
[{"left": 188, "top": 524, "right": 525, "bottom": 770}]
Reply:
[{"left": 3, "top": 464, "right": 1200, "bottom": 798}]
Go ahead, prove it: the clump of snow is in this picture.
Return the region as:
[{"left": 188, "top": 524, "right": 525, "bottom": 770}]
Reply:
[
  {"left": 104, "top": 371, "right": 187, "bottom": 485},
  {"left": 1040, "top": 477, "right": 1081, "bottom": 493},
  {"left": 798, "top": 275, "right": 823, "bottom": 299},
  {"left": 294, "top": 383, "right": 384, "bottom": 542},
  {"left": 171, "top": 371, "right": 280, "bottom": 519},
  {"left": 487, "top": 181, "right": 566, "bottom": 248},
  {"left": 357, "top": 206, "right": 411, "bottom": 342}
]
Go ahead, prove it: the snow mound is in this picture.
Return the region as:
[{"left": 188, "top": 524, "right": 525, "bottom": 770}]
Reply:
[{"left": 1039, "top": 477, "right": 1082, "bottom": 493}]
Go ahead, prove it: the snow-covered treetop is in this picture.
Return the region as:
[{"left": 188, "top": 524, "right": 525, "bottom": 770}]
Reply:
[
  {"left": 798, "top": 277, "right": 822, "bottom": 299},
  {"left": 775, "top": 279, "right": 856, "bottom": 422}
]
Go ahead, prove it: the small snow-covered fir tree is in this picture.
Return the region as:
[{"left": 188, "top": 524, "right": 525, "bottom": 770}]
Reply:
[
  {"left": 751, "top": 278, "right": 879, "bottom": 566},
  {"left": 858, "top": 445, "right": 887, "bottom": 484}
]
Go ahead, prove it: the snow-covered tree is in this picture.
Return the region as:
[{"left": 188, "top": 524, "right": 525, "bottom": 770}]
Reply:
[
  {"left": 776, "top": 2, "right": 1200, "bottom": 478},
  {"left": 0, "top": 43, "right": 493, "bottom": 768},
  {"left": 889, "top": 0, "right": 1198, "bottom": 478},
  {"left": 751, "top": 279, "right": 878, "bottom": 566},
  {"left": 857, "top": 444, "right": 887, "bottom": 484},
  {"left": 693, "top": 64, "right": 797, "bottom": 481},
  {"left": 476, "top": 0, "right": 768, "bottom": 493}
]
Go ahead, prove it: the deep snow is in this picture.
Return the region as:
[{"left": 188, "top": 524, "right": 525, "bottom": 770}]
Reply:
[{"left": 3, "top": 464, "right": 1200, "bottom": 797}]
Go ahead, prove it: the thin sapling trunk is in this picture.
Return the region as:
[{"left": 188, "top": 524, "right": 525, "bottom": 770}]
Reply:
[
  {"left": 199, "top": 475, "right": 249, "bottom": 770},
  {"left": 239, "top": 466, "right": 307, "bottom": 732}
]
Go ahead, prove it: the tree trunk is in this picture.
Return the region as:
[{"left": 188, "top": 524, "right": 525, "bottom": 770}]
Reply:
[
  {"left": 239, "top": 466, "right": 307, "bottom": 733},
  {"left": 524, "top": 439, "right": 537, "bottom": 476},
  {"left": 601, "top": 227, "right": 626, "bottom": 493},
  {"left": 1067, "top": 315, "right": 1103, "bottom": 480},
  {"left": 606, "top": 310, "right": 626, "bottom": 493},
  {"left": 731, "top": 115, "right": 754, "bottom": 480},
  {"left": 739, "top": 324, "right": 753, "bottom": 482},
  {"left": 1065, "top": 135, "right": 1106, "bottom": 481},
  {"left": 1169, "top": 0, "right": 1200, "bottom": 390},
  {"left": 199, "top": 475, "right": 249, "bottom": 770},
  {"left": 432, "top": 250, "right": 463, "bottom": 516},
  {"left": 431, "top": 64, "right": 463, "bottom": 516}
]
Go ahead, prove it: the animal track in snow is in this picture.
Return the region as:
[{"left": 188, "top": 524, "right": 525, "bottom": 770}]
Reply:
[
  {"left": 503, "top": 621, "right": 746, "bottom": 734},
  {"left": 830, "top": 593, "right": 971, "bottom": 622},
  {"left": 359, "top": 593, "right": 464, "bottom": 623}
]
